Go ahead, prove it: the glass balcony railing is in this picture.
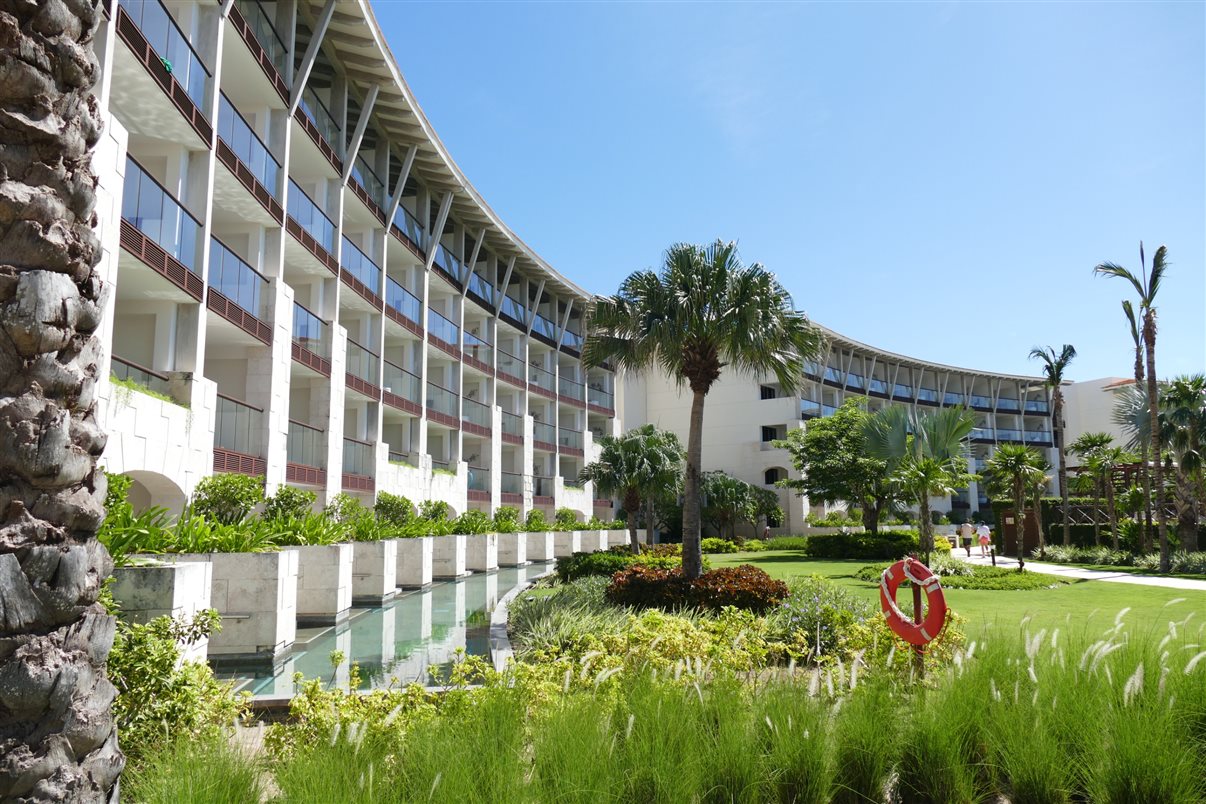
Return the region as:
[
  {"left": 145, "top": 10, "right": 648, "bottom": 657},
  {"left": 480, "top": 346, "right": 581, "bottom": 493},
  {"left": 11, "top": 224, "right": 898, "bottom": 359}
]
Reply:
[
  {"left": 349, "top": 155, "right": 385, "bottom": 208},
  {"left": 215, "top": 394, "right": 262, "bottom": 456},
  {"left": 434, "top": 243, "right": 463, "bottom": 280},
  {"left": 561, "top": 330, "right": 584, "bottom": 351},
  {"left": 388, "top": 448, "right": 417, "bottom": 467},
  {"left": 427, "top": 309, "right": 459, "bottom": 345},
  {"left": 559, "top": 427, "right": 583, "bottom": 450},
  {"left": 997, "top": 398, "right": 1021, "bottom": 412},
  {"left": 917, "top": 388, "right": 939, "bottom": 403},
  {"left": 588, "top": 385, "right": 614, "bottom": 409},
  {"left": 346, "top": 340, "right": 379, "bottom": 385},
  {"left": 217, "top": 93, "right": 279, "bottom": 197},
  {"left": 118, "top": 0, "right": 210, "bottom": 114},
  {"left": 234, "top": 0, "right": 288, "bottom": 77},
  {"left": 800, "top": 399, "right": 822, "bottom": 418},
  {"left": 943, "top": 392, "right": 964, "bottom": 406},
  {"left": 463, "top": 328, "right": 491, "bottom": 351},
  {"left": 970, "top": 395, "right": 993, "bottom": 409},
  {"left": 209, "top": 238, "right": 269, "bottom": 319},
  {"left": 533, "top": 421, "right": 556, "bottom": 445},
  {"left": 430, "top": 458, "right": 451, "bottom": 472},
  {"left": 500, "top": 295, "right": 525, "bottom": 324},
  {"left": 467, "top": 466, "right": 489, "bottom": 492},
  {"left": 287, "top": 180, "right": 335, "bottom": 253},
  {"left": 558, "top": 376, "right": 585, "bottom": 401},
  {"left": 340, "top": 236, "right": 381, "bottom": 295},
  {"left": 111, "top": 355, "right": 174, "bottom": 400},
  {"left": 297, "top": 85, "right": 340, "bottom": 149},
  {"left": 500, "top": 471, "right": 523, "bottom": 495},
  {"left": 498, "top": 349, "right": 524, "bottom": 379},
  {"left": 532, "top": 312, "right": 557, "bottom": 341},
  {"left": 529, "top": 364, "right": 555, "bottom": 394},
  {"left": 972, "top": 427, "right": 995, "bottom": 440},
  {"left": 291, "top": 303, "right": 328, "bottom": 357},
  {"left": 868, "top": 379, "right": 888, "bottom": 395},
  {"left": 803, "top": 360, "right": 821, "bottom": 378},
  {"left": 342, "top": 437, "right": 374, "bottom": 477},
  {"left": 997, "top": 428, "right": 1024, "bottom": 442},
  {"left": 385, "top": 277, "right": 422, "bottom": 325},
  {"left": 1025, "top": 399, "right": 1050, "bottom": 414},
  {"left": 822, "top": 403, "right": 839, "bottom": 417},
  {"left": 426, "top": 382, "right": 458, "bottom": 418},
  {"left": 892, "top": 384, "right": 913, "bottom": 399},
  {"left": 392, "top": 204, "right": 425, "bottom": 249},
  {"left": 382, "top": 361, "right": 421, "bottom": 404},
  {"left": 533, "top": 475, "right": 554, "bottom": 497},
  {"left": 823, "top": 367, "right": 840, "bottom": 383},
  {"left": 501, "top": 410, "right": 523, "bottom": 439},
  {"left": 847, "top": 374, "right": 865, "bottom": 390},
  {"left": 467, "top": 271, "right": 494, "bottom": 305},
  {"left": 1024, "top": 430, "right": 1053, "bottom": 444},
  {"left": 287, "top": 420, "right": 325, "bottom": 467},
  {"left": 122, "top": 157, "right": 202, "bottom": 273},
  {"left": 462, "top": 398, "right": 491, "bottom": 429}
]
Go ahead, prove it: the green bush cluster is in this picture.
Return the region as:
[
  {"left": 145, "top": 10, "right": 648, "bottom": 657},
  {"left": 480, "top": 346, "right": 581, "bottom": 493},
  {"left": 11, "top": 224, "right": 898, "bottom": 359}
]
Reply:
[
  {"left": 606, "top": 564, "right": 789, "bottom": 613},
  {"left": 804, "top": 529, "right": 920, "bottom": 560},
  {"left": 805, "top": 510, "right": 862, "bottom": 527},
  {"left": 854, "top": 558, "right": 1070, "bottom": 591},
  {"left": 553, "top": 544, "right": 703, "bottom": 583},
  {"left": 1041, "top": 545, "right": 1206, "bottom": 575},
  {"left": 701, "top": 536, "right": 741, "bottom": 553}
]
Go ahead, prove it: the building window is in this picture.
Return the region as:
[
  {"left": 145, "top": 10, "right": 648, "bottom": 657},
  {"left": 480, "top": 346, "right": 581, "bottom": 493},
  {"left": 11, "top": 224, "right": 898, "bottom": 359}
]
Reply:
[
  {"left": 764, "top": 468, "right": 784, "bottom": 484},
  {"left": 760, "top": 385, "right": 777, "bottom": 400},
  {"left": 761, "top": 426, "right": 778, "bottom": 443}
]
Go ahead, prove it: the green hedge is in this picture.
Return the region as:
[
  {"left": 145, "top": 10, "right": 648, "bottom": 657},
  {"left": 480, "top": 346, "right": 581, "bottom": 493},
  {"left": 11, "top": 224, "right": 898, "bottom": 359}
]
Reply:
[{"left": 804, "top": 529, "right": 919, "bottom": 560}]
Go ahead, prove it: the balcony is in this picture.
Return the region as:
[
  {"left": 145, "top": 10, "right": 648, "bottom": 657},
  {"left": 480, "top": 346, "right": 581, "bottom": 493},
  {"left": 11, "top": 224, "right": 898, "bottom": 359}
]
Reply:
[
  {"left": 497, "top": 349, "right": 526, "bottom": 390},
  {"left": 462, "top": 397, "right": 492, "bottom": 437},
  {"left": 499, "top": 295, "right": 526, "bottom": 328},
  {"left": 531, "top": 312, "right": 557, "bottom": 346},
  {"left": 342, "top": 437, "right": 375, "bottom": 492},
  {"left": 463, "top": 330, "right": 493, "bottom": 375},
  {"left": 971, "top": 427, "right": 995, "bottom": 442},
  {"left": 558, "top": 376, "right": 585, "bottom": 406},
  {"left": 917, "top": 388, "right": 939, "bottom": 405},
  {"left": 348, "top": 156, "right": 386, "bottom": 221},
  {"left": 587, "top": 385, "right": 615, "bottom": 415},
  {"left": 467, "top": 466, "right": 489, "bottom": 501},
  {"left": 120, "top": 157, "right": 203, "bottom": 299},
  {"left": 426, "top": 382, "right": 459, "bottom": 428},
  {"left": 892, "top": 384, "right": 914, "bottom": 400},
  {"left": 208, "top": 238, "right": 271, "bottom": 344},
  {"left": 868, "top": 378, "right": 888, "bottom": 396},
  {"left": 533, "top": 421, "right": 556, "bottom": 452},
  {"left": 532, "top": 475, "right": 554, "bottom": 502},
  {"left": 1024, "top": 430, "right": 1054, "bottom": 446},
  {"left": 466, "top": 271, "right": 494, "bottom": 309},
  {"left": 213, "top": 394, "right": 265, "bottom": 476},
  {"left": 294, "top": 85, "right": 341, "bottom": 172},
  {"left": 286, "top": 180, "right": 338, "bottom": 272},
  {"left": 216, "top": 93, "right": 282, "bottom": 222},
  {"left": 384, "top": 278, "right": 423, "bottom": 337},
  {"left": 345, "top": 340, "right": 382, "bottom": 401},
  {"left": 500, "top": 410, "right": 523, "bottom": 446},
  {"left": 431, "top": 243, "right": 464, "bottom": 288},
  {"left": 390, "top": 204, "right": 425, "bottom": 259},
  {"left": 996, "top": 428, "right": 1024, "bottom": 442},
  {"left": 286, "top": 419, "right": 326, "bottom": 485},
  {"left": 500, "top": 471, "right": 523, "bottom": 503},
  {"left": 427, "top": 309, "right": 460, "bottom": 357},
  {"left": 340, "top": 236, "right": 383, "bottom": 307},
  {"left": 800, "top": 399, "right": 822, "bottom": 420},
  {"left": 382, "top": 361, "right": 421, "bottom": 415},
  {"left": 943, "top": 392, "right": 964, "bottom": 406},
  {"left": 561, "top": 330, "right": 584, "bottom": 353},
  {"left": 529, "top": 364, "right": 556, "bottom": 401},
  {"left": 1025, "top": 399, "right": 1051, "bottom": 415},
  {"left": 291, "top": 303, "right": 331, "bottom": 376},
  {"left": 559, "top": 427, "right": 584, "bottom": 457},
  {"left": 228, "top": 0, "right": 289, "bottom": 101},
  {"left": 970, "top": 395, "right": 993, "bottom": 410},
  {"left": 110, "top": 356, "right": 183, "bottom": 406},
  {"left": 997, "top": 398, "right": 1022, "bottom": 413},
  {"left": 114, "top": 0, "right": 212, "bottom": 143}
]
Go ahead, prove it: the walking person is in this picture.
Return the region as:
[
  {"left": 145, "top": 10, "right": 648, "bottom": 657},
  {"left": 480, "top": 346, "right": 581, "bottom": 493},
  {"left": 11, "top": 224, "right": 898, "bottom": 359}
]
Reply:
[
  {"left": 959, "top": 521, "right": 974, "bottom": 557},
  {"left": 977, "top": 523, "right": 991, "bottom": 556}
]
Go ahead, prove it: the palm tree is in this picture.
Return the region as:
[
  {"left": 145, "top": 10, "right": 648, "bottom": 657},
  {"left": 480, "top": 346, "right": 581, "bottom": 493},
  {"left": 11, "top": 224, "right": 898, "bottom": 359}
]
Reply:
[
  {"left": 579, "top": 425, "right": 684, "bottom": 552},
  {"left": 0, "top": 2, "right": 123, "bottom": 798},
  {"left": 1028, "top": 455, "right": 1054, "bottom": 558},
  {"left": 1095, "top": 243, "right": 1170, "bottom": 572},
  {"left": 1069, "top": 431, "right": 1113, "bottom": 547},
  {"left": 985, "top": 444, "right": 1047, "bottom": 568},
  {"left": 863, "top": 405, "right": 976, "bottom": 564},
  {"left": 1097, "top": 446, "right": 1134, "bottom": 551},
  {"left": 584, "top": 241, "right": 823, "bottom": 577},
  {"left": 1122, "top": 300, "right": 1151, "bottom": 551},
  {"left": 1160, "top": 374, "right": 1205, "bottom": 551},
  {"left": 1029, "top": 344, "right": 1076, "bottom": 546}
]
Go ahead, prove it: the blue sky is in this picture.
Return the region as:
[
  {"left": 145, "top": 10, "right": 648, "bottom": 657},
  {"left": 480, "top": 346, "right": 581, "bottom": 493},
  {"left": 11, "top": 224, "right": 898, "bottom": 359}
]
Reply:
[{"left": 374, "top": 1, "right": 1204, "bottom": 381}]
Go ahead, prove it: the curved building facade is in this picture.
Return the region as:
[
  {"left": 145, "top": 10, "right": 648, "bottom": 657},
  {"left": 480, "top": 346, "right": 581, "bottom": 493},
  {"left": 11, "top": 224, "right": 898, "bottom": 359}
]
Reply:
[
  {"left": 91, "top": 0, "right": 618, "bottom": 518},
  {"left": 623, "top": 324, "right": 1057, "bottom": 532}
]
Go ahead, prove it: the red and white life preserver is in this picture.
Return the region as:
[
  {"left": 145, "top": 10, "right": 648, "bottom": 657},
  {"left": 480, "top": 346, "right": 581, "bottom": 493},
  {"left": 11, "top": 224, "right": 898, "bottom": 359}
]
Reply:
[{"left": 879, "top": 557, "right": 948, "bottom": 647}]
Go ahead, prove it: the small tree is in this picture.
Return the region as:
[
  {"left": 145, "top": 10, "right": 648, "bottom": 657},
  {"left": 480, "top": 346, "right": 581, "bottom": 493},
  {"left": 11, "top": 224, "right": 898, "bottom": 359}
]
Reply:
[
  {"left": 579, "top": 424, "right": 684, "bottom": 551},
  {"left": 1030, "top": 344, "right": 1076, "bottom": 546},
  {"left": 190, "top": 473, "right": 264, "bottom": 524},
  {"left": 985, "top": 444, "right": 1047, "bottom": 568},
  {"left": 374, "top": 492, "right": 415, "bottom": 526},
  {"left": 1070, "top": 432, "right": 1114, "bottom": 547},
  {"left": 263, "top": 486, "right": 317, "bottom": 521}
]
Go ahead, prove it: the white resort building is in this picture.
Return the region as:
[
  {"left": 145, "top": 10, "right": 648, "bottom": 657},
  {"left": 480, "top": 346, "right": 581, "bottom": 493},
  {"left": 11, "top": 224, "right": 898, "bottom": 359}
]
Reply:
[{"left": 90, "top": 0, "right": 620, "bottom": 520}]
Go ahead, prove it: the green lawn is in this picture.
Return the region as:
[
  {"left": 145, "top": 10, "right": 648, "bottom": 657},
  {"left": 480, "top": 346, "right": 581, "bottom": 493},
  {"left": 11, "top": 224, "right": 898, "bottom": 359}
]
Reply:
[
  {"left": 710, "top": 550, "right": 1206, "bottom": 635},
  {"left": 1030, "top": 560, "right": 1206, "bottom": 582}
]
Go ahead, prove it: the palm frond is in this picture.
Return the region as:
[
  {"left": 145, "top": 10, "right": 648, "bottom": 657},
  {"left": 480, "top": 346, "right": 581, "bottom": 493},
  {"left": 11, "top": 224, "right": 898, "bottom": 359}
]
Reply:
[
  {"left": 1093, "top": 261, "right": 1145, "bottom": 299},
  {"left": 1147, "top": 244, "right": 1168, "bottom": 304}
]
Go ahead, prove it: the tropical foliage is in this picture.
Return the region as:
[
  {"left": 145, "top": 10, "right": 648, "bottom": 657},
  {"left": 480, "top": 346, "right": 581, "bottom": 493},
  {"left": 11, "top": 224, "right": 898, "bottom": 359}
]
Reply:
[
  {"left": 1029, "top": 343, "right": 1076, "bottom": 546},
  {"left": 700, "top": 470, "right": 781, "bottom": 540},
  {"left": 579, "top": 424, "right": 684, "bottom": 551}
]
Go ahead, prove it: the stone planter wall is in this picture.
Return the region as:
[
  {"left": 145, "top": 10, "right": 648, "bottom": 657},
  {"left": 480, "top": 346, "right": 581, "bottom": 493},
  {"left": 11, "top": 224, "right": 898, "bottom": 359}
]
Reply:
[
  {"left": 295, "top": 543, "right": 353, "bottom": 626},
  {"left": 396, "top": 536, "right": 434, "bottom": 588},
  {"left": 526, "top": 531, "right": 555, "bottom": 562},
  {"left": 432, "top": 533, "right": 468, "bottom": 579},
  {"left": 607, "top": 530, "right": 629, "bottom": 548},
  {"left": 111, "top": 560, "right": 213, "bottom": 665},
  {"left": 553, "top": 530, "right": 581, "bottom": 557},
  {"left": 352, "top": 539, "right": 399, "bottom": 605},
  {"left": 465, "top": 533, "right": 499, "bottom": 572},
  {"left": 581, "top": 529, "right": 608, "bottom": 553},
  {"left": 497, "top": 531, "right": 528, "bottom": 566}
]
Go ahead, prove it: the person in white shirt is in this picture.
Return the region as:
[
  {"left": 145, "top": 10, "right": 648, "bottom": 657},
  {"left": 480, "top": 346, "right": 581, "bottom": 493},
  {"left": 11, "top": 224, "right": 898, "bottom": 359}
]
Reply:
[{"left": 977, "top": 523, "right": 991, "bottom": 556}]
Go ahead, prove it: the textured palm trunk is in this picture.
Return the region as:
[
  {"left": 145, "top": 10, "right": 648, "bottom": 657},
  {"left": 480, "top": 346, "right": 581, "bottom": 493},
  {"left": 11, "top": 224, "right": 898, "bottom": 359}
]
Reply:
[
  {"left": 1174, "top": 467, "right": 1199, "bottom": 553},
  {"left": 1105, "top": 475, "right": 1120, "bottom": 551},
  {"left": 1091, "top": 475, "right": 1102, "bottom": 546},
  {"left": 1014, "top": 480, "right": 1026, "bottom": 569},
  {"left": 624, "top": 488, "right": 641, "bottom": 553},
  {"left": 0, "top": 1, "right": 123, "bottom": 800},
  {"left": 1054, "top": 391, "right": 1072, "bottom": 547},
  {"left": 644, "top": 499, "right": 655, "bottom": 549},
  {"left": 917, "top": 495, "right": 932, "bottom": 566},
  {"left": 681, "top": 390, "right": 706, "bottom": 579},
  {"left": 1133, "top": 356, "right": 1152, "bottom": 553},
  {"left": 1144, "top": 320, "right": 1168, "bottom": 572},
  {"left": 861, "top": 502, "right": 879, "bottom": 535},
  {"left": 1032, "top": 483, "right": 1046, "bottom": 558}
]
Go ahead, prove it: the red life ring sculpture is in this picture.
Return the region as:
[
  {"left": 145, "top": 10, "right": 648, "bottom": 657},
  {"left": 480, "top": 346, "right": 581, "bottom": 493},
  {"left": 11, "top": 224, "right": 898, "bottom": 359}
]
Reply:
[{"left": 879, "top": 557, "right": 948, "bottom": 647}]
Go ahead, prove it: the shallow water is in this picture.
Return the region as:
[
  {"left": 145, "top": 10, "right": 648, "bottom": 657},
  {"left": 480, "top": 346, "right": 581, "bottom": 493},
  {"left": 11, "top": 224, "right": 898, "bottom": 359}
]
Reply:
[{"left": 217, "top": 562, "right": 551, "bottom": 697}]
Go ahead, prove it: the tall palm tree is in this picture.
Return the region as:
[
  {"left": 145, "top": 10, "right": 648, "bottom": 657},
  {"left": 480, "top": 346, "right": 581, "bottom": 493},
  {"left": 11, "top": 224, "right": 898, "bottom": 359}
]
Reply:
[
  {"left": 985, "top": 444, "right": 1047, "bottom": 567},
  {"left": 584, "top": 241, "right": 823, "bottom": 577},
  {"left": 1097, "top": 446, "right": 1134, "bottom": 551},
  {"left": 1069, "top": 431, "right": 1114, "bottom": 547},
  {"left": 863, "top": 405, "right": 976, "bottom": 564},
  {"left": 1122, "top": 300, "right": 1151, "bottom": 551},
  {"left": 1029, "top": 344, "right": 1076, "bottom": 546},
  {"left": 579, "top": 425, "right": 684, "bottom": 552},
  {"left": 1160, "top": 374, "right": 1205, "bottom": 551},
  {"left": 1029, "top": 457, "right": 1053, "bottom": 558},
  {"left": 0, "top": 2, "right": 123, "bottom": 798},
  {"left": 1095, "top": 243, "right": 1170, "bottom": 571}
]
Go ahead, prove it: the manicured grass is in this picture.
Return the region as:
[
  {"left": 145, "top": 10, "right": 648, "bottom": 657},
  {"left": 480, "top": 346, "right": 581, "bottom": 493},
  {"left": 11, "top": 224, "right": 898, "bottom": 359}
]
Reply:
[
  {"left": 1031, "top": 560, "right": 1206, "bottom": 582},
  {"left": 711, "top": 550, "right": 1206, "bottom": 633}
]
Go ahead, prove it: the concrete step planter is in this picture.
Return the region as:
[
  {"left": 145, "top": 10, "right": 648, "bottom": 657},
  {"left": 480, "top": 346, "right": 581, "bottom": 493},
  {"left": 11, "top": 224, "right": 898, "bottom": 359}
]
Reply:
[
  {"left": 396, "top": 536, "right": 434, "bottom": 589},
  {"left": 497, "top": 531, "right": 528, "bottom": 566},
  {"left": 553, "top": 530, "right": 581, "bottom": 557},
  {"left": 526, "top": 531, "right": 555, "bottom": 562},
  {"left": 169, "top": 549, "right": 298, "bottom": 668},
  {"left": 352, "top": 539, "right": 399, "bottom": 605},
  {"left": 295, "top": 543, "right": 353, "bottom": 626},
  {"left": 466, "top": 533, "right": 499, "bottom": 572},
  {"left": 432, "top": 533, "right": 468, "bottom": 579},
  {"left": 580, "top": 529, "right": 608, "bottom": 553},
  {"left": 111, "top": 560, "right": 213, "bottom": 665},
  {"left": 607, "top": 530, "right": 630, "bottom": 548}
]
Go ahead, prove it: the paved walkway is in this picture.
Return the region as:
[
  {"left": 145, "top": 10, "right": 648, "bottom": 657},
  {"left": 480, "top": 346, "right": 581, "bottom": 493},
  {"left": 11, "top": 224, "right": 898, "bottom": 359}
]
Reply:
[{"left": 958, "top": 552, "right": 1206, "bottom": 592}]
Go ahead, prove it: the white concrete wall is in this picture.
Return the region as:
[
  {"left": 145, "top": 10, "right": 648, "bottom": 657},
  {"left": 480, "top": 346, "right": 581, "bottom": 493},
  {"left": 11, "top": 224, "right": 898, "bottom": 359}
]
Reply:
[
  {"left": 351, "top": 540, "right": 398, "bottom": 603},
  {"left": 295, "top": 543, "right": 353, "bottom": 624},
  {"left": 110, "top": 560, "right": 213, "bottom": 665},
  {"left": 1062, "top": 377, "right": 1133, "bottom": 460},
  {"left": 396, "top": 536, "right": 434, "bottom": 588}
]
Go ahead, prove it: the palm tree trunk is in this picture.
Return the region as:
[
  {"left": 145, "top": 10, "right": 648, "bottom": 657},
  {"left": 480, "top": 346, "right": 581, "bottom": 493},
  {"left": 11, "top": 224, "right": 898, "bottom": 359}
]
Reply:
[
  {"left": 644, "top": 499, "right": 655, "bottom": 550},
  {"left": 0, "top": 1, "right": 123, "bottom": 798},
  {"left": 1033, "top": 484, "right": 1046, "bottom": 558},
  {"left": 624, "top": 488, "right": 641, "bottom": 553},
  {"left": 1106, "top": 476, "right": 1120, "bottom": 551},
  {"left": 681, "top": 391, "right": 707, "bottom": 578},
  {"left": 1144, "top": 321, "right": 1168, "bottom": 572},
  {"left": 918, "top": 495, "right": 932, "bottom": 565},
  {"left": 1175, "top": 467, "right": 1199, "bottom": 552},
  {"left": 1055, "top": 392, "right": 1072, "bottom": 547},
  {"left": 1014, "top": 480, "right": 1027, "bottom": 569},
  {"left": 1092, "top": 475, "right": 1102, "bottom": 546}
]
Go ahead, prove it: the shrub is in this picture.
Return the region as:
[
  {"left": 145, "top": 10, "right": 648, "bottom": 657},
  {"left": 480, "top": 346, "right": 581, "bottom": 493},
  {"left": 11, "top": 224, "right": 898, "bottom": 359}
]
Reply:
[
  {"left": 262, "top": 486, "right": 316, "bottom": 521},
  {"left": 933, "top": 535, "right": 953, "bottom": 553},
  {"left": 741, "top": 539, "right": 767, "bottom": 551},
  {"left": 272, "top": 512, "right": 346, "bottom": 546},
  {"left": 701, "top": 537, "right": 740, "bottom": 554},
  {"left": 525, "top": 509, "right": 552, "bottom": 531},
  {"left": 324, "top": 493, "right": 367, "bottom": 524},
  {"left": 171, "top": 514, "right": 279, "bottom": 553},
  {"left": 419, "top": 499, "right": 452, "bottom": 522},
  {"left": 806, "top": 510, "right": 861, "bottom": 527},
  {"left": 99, "top": 472, "right": 174, "bottom": 564},
  {"left": 766, "top": 536, "right": 809, "bottom": 550},
  {"left": 189, "top": 473, "right": 263, "bottom": 525},
  {"left": 374, "top": 492, "right": 415, "bottom": 526},
  {"left": 554, "top": 507, "right": 580, "bottom": 529},
  {"left": 805, "top": 529, "right": 919, "bottom": 560},
  {"left": 606, "top": 564, "right": 788, "bottom": 613},
  {"left": 556, "top": 551, "right": 635, "bottom": 583},
  {"left": 453, "top": 510, "right": 493, "bottom": 535},
  {"left": 765, "top": 576, "right": 878, "bottom": 658},
  {"left": 493, "top": 506, "right": 521, "bottom": 533},
  {"left": 854, "top": 560, "right": 1069, "bottom": 590}
]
